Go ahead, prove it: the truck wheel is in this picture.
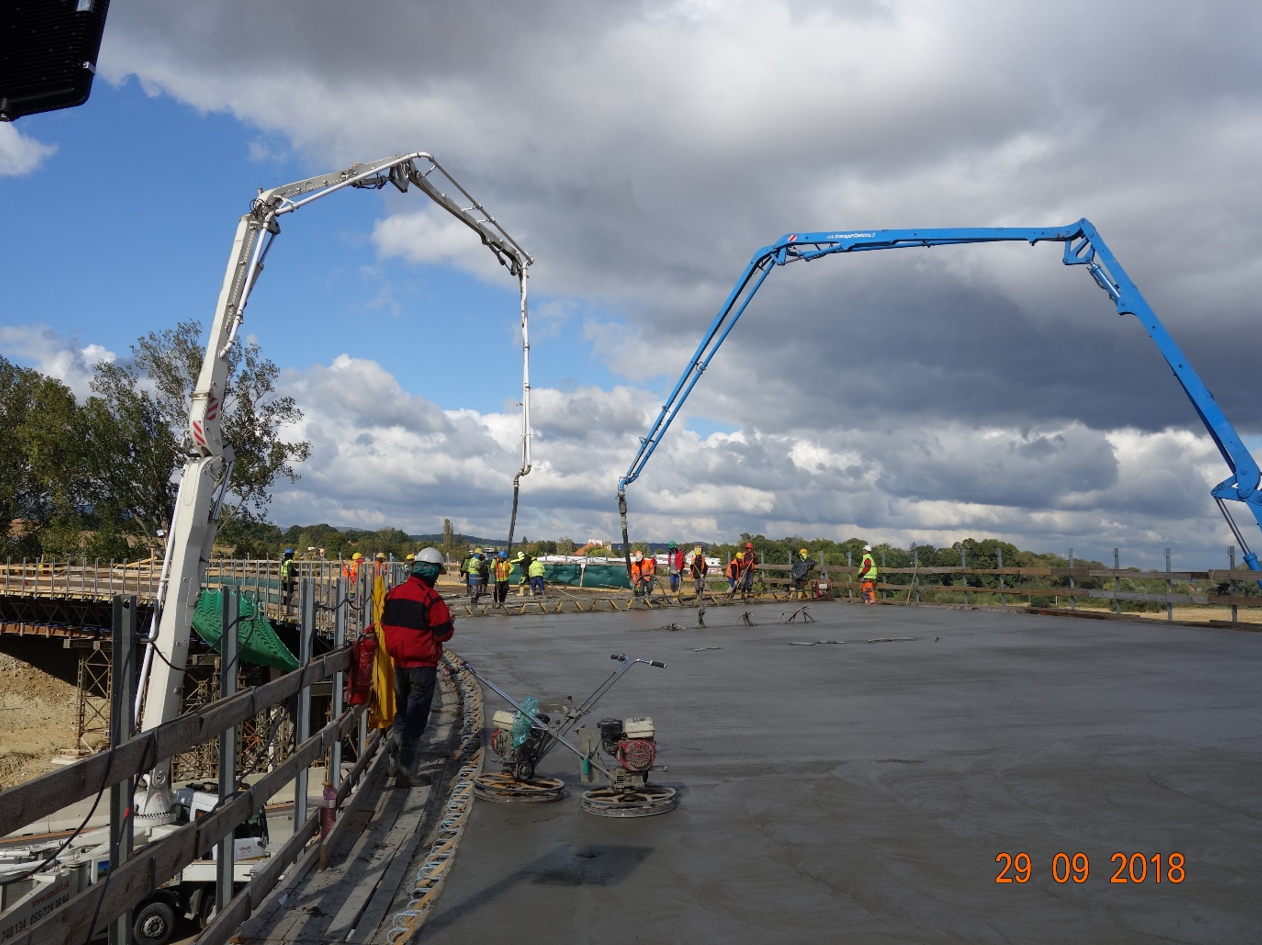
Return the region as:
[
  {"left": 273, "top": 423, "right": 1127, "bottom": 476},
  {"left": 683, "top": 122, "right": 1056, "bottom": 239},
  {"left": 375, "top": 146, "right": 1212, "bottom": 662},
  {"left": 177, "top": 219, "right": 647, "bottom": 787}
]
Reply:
[
  {"left": 133, "top": 899, "right": 176, "bottom": 945},
  {"left": 198, "top": 890, "right": 219, "bottom": 930}
]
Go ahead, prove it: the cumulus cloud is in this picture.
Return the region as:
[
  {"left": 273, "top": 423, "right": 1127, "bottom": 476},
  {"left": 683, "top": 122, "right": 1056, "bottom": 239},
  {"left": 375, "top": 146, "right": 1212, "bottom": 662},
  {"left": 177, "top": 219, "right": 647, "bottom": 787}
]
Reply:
[
  {"left": 0, "top": 124, "right": 56, "bottom": 178},
  {"left": 0, "top": 325, "right": 115, "bottom": 398},
  {"left": 86, "top": 0, "right": 1262, "bottom": 562},
  {"left": 256, "top": 349, "right": 1229, "bottom": 566}
]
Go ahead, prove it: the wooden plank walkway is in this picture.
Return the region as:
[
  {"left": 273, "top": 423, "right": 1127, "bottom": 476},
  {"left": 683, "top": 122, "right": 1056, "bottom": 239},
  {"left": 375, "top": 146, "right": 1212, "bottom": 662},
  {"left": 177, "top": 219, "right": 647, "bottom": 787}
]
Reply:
[{"left": 232, "top": 672, "right": 466, "bottom": 945}]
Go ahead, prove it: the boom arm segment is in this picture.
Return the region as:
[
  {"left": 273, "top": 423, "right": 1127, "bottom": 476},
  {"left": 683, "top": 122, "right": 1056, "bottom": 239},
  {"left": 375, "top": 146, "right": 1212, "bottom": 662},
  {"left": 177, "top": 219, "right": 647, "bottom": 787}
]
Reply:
[
  {"left": 616, "top": 219, "right": 1262, "bottom": 576},
  {"left": 137, "top": 154, "right": 532, "bottom": 814}
]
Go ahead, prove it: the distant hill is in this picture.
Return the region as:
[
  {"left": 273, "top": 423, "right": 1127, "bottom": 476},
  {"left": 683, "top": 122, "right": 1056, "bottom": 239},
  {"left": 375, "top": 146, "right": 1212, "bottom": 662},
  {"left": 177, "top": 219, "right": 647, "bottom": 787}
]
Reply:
[{"left": 409, "top": 533, "right": 503, "bottom": 546}]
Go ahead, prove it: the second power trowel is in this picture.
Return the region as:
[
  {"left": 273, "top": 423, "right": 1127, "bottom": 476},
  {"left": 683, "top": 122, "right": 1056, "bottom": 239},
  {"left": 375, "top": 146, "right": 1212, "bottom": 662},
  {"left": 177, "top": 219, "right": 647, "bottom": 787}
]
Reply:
[{"left": 467, "top": 653, "right": 678, "bottom": 818}]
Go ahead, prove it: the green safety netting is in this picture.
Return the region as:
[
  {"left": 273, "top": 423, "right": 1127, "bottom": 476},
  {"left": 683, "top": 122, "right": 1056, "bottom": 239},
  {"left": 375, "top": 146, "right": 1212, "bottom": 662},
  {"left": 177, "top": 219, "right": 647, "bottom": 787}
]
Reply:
[
  {"left": 192, "top": 590, "right": 300, "bottom": 671},
  {"left": 542, "top": 562, "right": 631, "bottom": 589}
]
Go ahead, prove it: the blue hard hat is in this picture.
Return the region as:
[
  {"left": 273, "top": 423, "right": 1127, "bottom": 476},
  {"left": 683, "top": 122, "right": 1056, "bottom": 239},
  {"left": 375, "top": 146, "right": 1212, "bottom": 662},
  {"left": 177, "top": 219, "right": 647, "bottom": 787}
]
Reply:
[
  {"left": 499, "top": 551, "right": 507, "bottom": 558},
  {"left": 284, "top": 548, "right": 294, "bottom": 555}
]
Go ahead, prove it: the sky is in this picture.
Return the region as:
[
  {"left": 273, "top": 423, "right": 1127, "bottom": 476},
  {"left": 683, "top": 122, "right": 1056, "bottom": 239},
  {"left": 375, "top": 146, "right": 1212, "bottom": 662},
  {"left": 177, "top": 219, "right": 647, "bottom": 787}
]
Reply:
[{"left": 3, "top": 0, "right": 1262, "bottom": 568}]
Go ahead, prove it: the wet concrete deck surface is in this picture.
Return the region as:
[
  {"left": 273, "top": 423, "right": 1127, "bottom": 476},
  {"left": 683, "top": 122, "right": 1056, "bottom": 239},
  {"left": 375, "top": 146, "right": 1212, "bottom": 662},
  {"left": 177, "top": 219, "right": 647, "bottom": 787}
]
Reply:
[{"left": 424, "top": 603, "right": 1262, "bottom": 944}]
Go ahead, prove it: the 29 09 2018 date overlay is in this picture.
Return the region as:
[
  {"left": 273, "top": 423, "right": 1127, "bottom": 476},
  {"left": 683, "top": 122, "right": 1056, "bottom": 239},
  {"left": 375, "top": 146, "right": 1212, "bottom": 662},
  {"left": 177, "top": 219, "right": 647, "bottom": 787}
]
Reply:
[{"left": 995, "top": 852, "right": 1185, "bottom": 885}]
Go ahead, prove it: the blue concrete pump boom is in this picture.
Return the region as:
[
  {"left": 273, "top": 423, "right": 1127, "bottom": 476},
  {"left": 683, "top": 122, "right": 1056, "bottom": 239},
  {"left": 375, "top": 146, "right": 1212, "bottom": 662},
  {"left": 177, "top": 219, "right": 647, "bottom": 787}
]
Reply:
[{"left": 616, "top": 219, "right": 1262, "bottom": 583}]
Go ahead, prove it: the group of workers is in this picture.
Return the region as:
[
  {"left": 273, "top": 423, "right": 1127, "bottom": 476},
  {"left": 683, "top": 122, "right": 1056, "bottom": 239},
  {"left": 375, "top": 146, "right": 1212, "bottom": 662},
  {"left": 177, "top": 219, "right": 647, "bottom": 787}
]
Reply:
[
  {"left": 366, "top": 538, "right": 882, "bottom": 788},
  {"left": 630, "top": 541, "right": 706, "bottom": 596},
  {"left": 458, "top": 547, "right": 546, "bottom": 605},
  {"left": 629, "top": 542, "right": 879, "bottom": 603}
]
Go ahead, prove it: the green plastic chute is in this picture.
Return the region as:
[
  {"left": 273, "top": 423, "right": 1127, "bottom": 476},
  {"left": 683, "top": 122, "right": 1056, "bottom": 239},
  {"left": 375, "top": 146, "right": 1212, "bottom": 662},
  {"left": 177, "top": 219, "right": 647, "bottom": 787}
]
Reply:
[{"left": 192, "top": 590, "right": 300, "bottom": 672}]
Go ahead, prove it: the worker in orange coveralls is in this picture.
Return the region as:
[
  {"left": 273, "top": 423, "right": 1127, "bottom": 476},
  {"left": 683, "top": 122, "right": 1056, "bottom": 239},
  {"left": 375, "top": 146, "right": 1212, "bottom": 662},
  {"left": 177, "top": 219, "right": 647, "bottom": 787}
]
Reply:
[{"left": 630, "top": 550, "right": 656, "bottom": 596}]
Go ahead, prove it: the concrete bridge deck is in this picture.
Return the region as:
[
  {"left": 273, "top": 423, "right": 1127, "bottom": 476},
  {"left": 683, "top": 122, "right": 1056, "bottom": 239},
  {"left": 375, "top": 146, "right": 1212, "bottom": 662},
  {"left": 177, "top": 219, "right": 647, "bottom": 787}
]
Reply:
[{"left": 422, "top": 602, "right": 1262, "bottom": 944}]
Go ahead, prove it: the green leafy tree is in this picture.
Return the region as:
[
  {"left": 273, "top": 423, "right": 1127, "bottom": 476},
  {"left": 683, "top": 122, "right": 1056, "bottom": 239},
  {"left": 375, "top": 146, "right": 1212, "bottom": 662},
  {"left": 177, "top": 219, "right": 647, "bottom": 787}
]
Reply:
[
  {"left": 442, "top": 518, "right": 456, "bottom": 562},
  {"left": 0, "top": 356, "right": 88, "bottom": 559},
  {"left": 87, "top": 320, "right": 310, "bottom": 544}
]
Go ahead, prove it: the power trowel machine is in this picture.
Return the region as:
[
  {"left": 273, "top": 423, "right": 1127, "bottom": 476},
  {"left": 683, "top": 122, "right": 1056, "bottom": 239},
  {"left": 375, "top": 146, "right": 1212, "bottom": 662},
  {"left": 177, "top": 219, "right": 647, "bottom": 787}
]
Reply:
[{"left": 468, "top": 653, "right": 678, "bottom": 817}]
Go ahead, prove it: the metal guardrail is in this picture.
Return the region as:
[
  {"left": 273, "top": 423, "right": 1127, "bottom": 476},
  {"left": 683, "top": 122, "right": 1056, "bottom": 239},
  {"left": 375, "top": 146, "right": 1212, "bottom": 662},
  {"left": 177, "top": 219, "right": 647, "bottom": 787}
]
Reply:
[
  {"left": 0, "top": 557, "right": 412, "bottom": 634},
  {"left": 0, "top": 578, "right": 380, "bottom": 945}
]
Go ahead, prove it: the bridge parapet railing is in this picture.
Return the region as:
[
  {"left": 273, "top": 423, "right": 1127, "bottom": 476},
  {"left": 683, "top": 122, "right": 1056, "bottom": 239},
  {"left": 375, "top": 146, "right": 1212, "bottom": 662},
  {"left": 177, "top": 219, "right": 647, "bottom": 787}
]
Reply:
[
  {"left": 751, "top": 560, "right": 1262, "bottom": 619},
  {"left": 0, "top": 557, "right": 413, "bottom": 635},
  {"left": 0, "top": 579, "right": 376, "bottom": 945},
  {"left": 0, "top": 557, "right": 162, "bottom": 600}
]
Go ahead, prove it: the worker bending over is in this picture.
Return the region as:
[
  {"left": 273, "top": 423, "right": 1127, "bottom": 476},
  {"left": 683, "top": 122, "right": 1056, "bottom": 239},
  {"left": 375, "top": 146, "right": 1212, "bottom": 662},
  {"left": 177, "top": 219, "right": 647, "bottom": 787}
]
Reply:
[
  {"left": 378, "top": 548, "right": 454, "bottom": 787},
  {"left": 513, "top": 550, "right": 533, "bottom": 596},
  {"left": 858, "top": 544, "right": 878, "bottom": 604},
  {"left": 630, "top": 550, "right": 656, "bottom": 596},
  {"left": 528, "top": 555, "right": 547, "bottom": 596}
]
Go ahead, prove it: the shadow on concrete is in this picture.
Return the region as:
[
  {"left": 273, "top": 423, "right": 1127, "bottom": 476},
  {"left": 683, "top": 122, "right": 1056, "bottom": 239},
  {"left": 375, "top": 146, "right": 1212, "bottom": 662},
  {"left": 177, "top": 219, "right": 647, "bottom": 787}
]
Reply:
[{"left": 422, "top": 842, "right": 650, "bottom": 935}]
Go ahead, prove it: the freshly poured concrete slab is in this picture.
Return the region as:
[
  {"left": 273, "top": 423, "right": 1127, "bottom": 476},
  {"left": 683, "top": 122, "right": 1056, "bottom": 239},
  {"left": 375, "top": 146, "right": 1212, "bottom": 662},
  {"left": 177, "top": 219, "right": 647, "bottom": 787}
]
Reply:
[{"left": 424, "top": 603, "right": 1262, "bottom": 944}]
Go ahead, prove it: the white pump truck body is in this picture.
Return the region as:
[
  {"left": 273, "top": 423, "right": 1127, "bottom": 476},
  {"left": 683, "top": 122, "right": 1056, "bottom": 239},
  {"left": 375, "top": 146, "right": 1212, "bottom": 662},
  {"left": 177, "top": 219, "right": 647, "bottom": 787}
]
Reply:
[{"left": 137, "top": 152, "right": 532, "bottom": 817}]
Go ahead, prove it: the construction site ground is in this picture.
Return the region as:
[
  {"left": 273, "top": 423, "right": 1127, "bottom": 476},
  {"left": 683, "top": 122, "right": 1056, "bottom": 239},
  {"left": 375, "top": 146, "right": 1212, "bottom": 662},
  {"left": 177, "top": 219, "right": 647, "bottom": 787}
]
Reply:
[
  {"left": 428, "top": 600, "right": 1262, "bottom": 944},
  {"left": 0, "top": 651, "right": 80, "bottom": 790}
]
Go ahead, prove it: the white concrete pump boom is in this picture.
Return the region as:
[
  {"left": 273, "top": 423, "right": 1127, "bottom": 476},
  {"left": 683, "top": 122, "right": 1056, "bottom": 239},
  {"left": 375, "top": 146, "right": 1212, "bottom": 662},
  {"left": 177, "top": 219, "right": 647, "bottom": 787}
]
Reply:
[{"left": 136, "top": 152, "right": 532, "bottom": 816}]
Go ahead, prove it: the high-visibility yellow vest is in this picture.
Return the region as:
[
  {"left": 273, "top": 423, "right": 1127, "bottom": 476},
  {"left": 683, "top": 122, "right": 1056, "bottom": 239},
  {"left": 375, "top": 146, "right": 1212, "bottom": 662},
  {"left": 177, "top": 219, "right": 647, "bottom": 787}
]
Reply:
[
  {"left": 860, "top": 553, "right": 878, "bottom": 581},
  {"left": 528, "top": 560, "right": 546, "bottom": 578}
]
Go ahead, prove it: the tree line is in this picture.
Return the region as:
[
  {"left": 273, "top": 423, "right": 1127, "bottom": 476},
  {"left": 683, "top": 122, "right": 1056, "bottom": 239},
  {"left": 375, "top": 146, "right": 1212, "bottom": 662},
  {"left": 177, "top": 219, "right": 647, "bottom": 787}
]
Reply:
[{"left": 0, "top": 321, "right": 308, "bottom": 562}]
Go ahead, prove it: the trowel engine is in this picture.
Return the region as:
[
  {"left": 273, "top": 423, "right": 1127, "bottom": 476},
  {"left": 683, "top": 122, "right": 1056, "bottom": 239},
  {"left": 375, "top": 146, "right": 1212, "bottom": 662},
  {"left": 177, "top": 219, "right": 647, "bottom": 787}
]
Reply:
[
  {"left": 598, "top": 716, "right": 657, "bottom": 790},
  {"left": 490, "top": 708, "right": 550, "bottom": 781}
]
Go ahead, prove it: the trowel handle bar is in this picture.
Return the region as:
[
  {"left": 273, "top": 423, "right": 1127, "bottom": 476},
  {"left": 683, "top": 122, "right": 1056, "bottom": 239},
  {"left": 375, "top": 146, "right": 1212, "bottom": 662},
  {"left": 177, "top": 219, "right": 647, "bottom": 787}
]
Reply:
[{"left": 610, "top": 654, "right": 667, "bottom": 668}]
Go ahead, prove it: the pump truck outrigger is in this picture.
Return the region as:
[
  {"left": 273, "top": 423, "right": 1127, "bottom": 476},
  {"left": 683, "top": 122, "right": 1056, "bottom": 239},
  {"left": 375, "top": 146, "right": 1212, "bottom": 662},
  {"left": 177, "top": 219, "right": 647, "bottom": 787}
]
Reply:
[{"left": 617, "top": 220, "right": 1262, "bottom": 587}]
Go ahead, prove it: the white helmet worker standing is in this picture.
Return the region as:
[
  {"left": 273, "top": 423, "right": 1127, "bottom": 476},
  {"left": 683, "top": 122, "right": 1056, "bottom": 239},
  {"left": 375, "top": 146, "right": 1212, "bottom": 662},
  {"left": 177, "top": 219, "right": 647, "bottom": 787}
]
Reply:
[
  {"left": 858, "top": 544, "right": 878, "bottom": 605},
  {"left": 377, "top": 546, "right": 453, "bottom": 786}
]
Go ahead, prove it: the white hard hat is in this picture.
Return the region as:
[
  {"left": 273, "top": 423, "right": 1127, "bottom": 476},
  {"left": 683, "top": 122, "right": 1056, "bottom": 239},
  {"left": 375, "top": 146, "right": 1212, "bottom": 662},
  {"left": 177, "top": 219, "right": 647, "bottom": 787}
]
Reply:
[
  {"left": 863, "top": 544, "right": 872, "bottom": 552},
  {"left": 416, "top": 547, "right": 444, "bottom": 564}
]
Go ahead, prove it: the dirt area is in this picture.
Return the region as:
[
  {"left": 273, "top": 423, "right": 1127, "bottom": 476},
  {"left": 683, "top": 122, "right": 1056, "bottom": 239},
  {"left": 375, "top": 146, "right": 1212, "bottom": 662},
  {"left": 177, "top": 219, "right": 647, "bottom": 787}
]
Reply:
[{"left": 0, "top": 653, "right": 80, "bottom": 790}]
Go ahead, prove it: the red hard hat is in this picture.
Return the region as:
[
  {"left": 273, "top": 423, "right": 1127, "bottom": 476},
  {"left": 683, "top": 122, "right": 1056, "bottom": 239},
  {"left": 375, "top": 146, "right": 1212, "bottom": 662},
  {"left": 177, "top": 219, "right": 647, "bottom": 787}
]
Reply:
[{"left": 745, "top": 542, "right": 754, "bottom": 548}]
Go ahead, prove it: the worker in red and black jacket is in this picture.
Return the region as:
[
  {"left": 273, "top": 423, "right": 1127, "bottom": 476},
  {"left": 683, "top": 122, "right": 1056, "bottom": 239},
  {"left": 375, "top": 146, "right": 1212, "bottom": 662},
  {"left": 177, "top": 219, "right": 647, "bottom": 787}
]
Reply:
[{"left": 375, "top": 547, "right": 454, "bottom": 787}]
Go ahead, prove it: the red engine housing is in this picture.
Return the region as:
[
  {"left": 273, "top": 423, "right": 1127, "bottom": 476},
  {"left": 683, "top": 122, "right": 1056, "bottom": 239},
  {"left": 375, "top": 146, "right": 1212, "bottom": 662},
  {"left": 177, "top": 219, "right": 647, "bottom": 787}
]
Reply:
[
  {"left": 345, "top": 633, "right": 376, "bottom": 705},
  {"left": 615, "top": 738, "right": 656, "bottom": 772}
]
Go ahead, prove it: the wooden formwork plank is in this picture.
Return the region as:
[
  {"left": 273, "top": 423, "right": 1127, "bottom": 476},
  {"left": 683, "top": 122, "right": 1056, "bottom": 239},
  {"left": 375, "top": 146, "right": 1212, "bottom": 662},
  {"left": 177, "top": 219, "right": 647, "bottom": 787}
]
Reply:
[{"left": 322, "top": 785, "right": 431, "bottom": 941}]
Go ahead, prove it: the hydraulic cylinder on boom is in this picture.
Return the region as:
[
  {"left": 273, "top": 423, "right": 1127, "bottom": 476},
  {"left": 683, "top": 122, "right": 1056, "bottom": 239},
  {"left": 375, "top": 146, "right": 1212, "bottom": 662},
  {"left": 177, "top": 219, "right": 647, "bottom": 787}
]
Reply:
[
  {"left": 616, "top": 220, "right": 1262, "bottom": 584},
  {"left": 136, "top": 153, "right": 533, "bottom": 820}
]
